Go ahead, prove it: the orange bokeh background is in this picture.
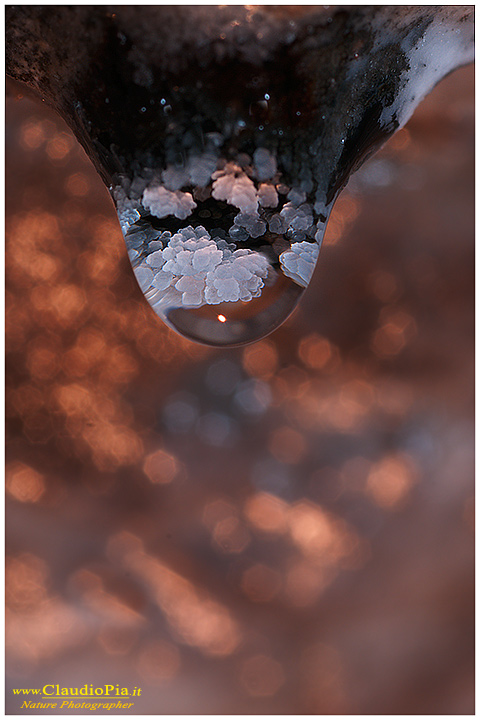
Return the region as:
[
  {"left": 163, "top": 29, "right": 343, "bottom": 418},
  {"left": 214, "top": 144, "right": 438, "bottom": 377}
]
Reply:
[{"left": 5, "top": 64, "right": 474, "bottom": 714}]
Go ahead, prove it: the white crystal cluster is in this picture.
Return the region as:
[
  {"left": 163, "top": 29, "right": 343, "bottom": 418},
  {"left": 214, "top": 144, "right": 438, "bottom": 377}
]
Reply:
[
  {"left": 279, "top": 241, "right": 319, "bottom": 287},
  {"left": 118, "top": 146, "right": 328, "bottom": 298},
  {"left": 139, "top": 150, "right": 220, "bottom": 221},
  {"left": 208, "top": 148, "right": 279, "bottom": 216},
  {"left": 134, "top": 226, "right": 270, "bottom": 308},
  {"left": 134, "top": 147, "right": 325, "bottom": 249},
  {"left": 119, "top": 207, "right": 141, "bottom": 234},
  {"left": 141, "top": 149, "right": 281, "bottom": 225},
  {"left": 212, "top": 163, "right": 259, "bottom": 215},
  {"left": 377, "top": 14, "right": 474, "bottom": 132},
  {"left": 268, "top": 198, "right": 313, "bottom": 234},
  {"left": 142, "top": 185, "right": 197, "bottom": 220}
]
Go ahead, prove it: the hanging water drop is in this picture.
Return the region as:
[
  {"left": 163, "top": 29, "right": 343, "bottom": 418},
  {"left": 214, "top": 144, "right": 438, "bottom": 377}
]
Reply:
[
  {"left": 6, "top": 6, "right": 473, "bottom": 349},
  {"left": 115, "top": 147, "right": 330, "bottom": 347}
]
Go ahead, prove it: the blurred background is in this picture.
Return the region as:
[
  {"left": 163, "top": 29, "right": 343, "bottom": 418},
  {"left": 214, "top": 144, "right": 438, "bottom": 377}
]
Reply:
[{"left": 5, "top": 63, "right": 474, "bottom": 715}]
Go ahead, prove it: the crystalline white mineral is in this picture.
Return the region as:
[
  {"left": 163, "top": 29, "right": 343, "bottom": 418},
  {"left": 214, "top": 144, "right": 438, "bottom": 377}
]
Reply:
[
  {"left": 126, "top": 141, "right": 327, "bottom": 321},
  {"left": 279, "top": 241, "right": 320, "bottom": 287},
  {"left": 147, "top": 240, "right": 164, "bottom": 251},
  {"left": 141, "top": 225, "right": 270, "bottom": 308},
  {"left": 165, "top": 249, "right": 198, "bottom": 276},
  {"left": 289, "top": 203, "right": 314, "bottom": 231},
  {"left": 142, "top": 185, "right": 197, "bottom": 219},
  {"left": 126, "top": 230, "right": 147, "bottom": 248},
  {"left": 119, "top": 207, "right": 141, "bottom": 233},
  {"left": 213, "top": 275, "right": 241, "bottom": 302},
  {"left": 257, "top": 183, "right": 279, "bottom": 208},
  {"left": 279, "top": 202, "right": 297, "bottom": 225},
  {"left": 192, "top": 244, "right": 223, "bottom": 272},
  {"left": 134, "top": 265, "right": 155, "bottom": 292},
  {"left": 174, "top": 274, "right": 205, "bottom": 306},
  {"left": 268, "top": 213, "right": 287, "bottom": 234},
  {"left": 207, "top": 265, "right": 241, "bottom": 303},
  {"left": 212, "top": 164, "right": 258, "bottom": 214},
  {"left": 233, "top": 212, "right": 267, "bottom": 238},
  {"left": 145, "top": 249, "right": 166, "bottom": 268},
  {"left": 152, "top": 269, "right": 174, "bottom": 291}
]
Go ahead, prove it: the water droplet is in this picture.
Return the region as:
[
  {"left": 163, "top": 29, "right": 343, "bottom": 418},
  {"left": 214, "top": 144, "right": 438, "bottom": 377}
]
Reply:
[{"left": 115, "top": 154, "right": 329, "bottom": 347}]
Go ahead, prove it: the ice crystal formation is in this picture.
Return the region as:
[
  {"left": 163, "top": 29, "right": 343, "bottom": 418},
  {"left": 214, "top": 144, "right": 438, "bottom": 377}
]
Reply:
[{"left": 5, "top": 5, "right": 474, "bottom": 346}]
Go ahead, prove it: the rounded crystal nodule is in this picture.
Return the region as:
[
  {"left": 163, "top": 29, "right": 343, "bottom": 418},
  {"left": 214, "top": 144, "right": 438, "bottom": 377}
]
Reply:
[{"left": 116, "top": 149, "right": 328, "bottom": 347}]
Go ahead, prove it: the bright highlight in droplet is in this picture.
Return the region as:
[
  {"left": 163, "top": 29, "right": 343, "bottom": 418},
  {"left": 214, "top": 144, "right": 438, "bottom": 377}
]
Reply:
[{"left": 218, "top": 314, "right": 227, "bottom": 323}]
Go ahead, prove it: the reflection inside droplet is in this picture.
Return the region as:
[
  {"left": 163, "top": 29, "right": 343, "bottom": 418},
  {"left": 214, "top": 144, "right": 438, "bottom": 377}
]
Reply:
[
  {"left": 164, "top": 270, "right": 303, "bottom": 346},
  {"left": 116, "top": 148, "right": 329, "bottom": 347}
]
